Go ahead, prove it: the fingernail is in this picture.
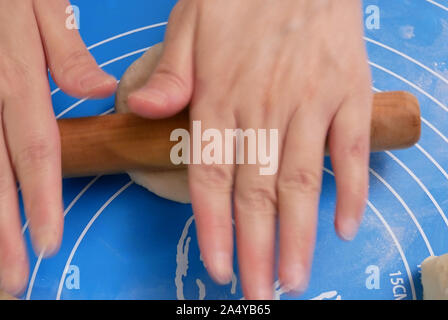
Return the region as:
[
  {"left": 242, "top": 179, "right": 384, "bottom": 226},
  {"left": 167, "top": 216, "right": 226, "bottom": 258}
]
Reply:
[
  {"left": 80, "top": 70, "right": 116, "bottom": 92},
  {"left": 208, "top": 252, "right": 233, "bottom": 285},
  {"left": 32, "top": 227, "right": 60, "bottom": 258},
  {"left": 339, "top": 217, "right": 359, "bottom": 241},
  {"left": 131, "top": 88, "right": 167, "bottom": 107},
  {"left": 281, "top": 264, "right": 308, "bottom": 295}
]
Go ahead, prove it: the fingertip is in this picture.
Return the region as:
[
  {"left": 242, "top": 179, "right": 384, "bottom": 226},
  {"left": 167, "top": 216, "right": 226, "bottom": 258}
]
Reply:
[
  {"left": 127, "top": 87, "right": 169, "bottom": 118},
  {"left": 336, "top": 216, "right": 360, "bottom": 241},
  {"left": 278, "top": 263, "right": 309, "bottom": 297},
  {"left": 128, "top": 85, "right": 189, "bottom": 119},
  {"left": 0, "top": 259, "right": 29, "bottom": 298},
  {"left": 79, "top": 70, "right": 117, "bottom": 99},
  {"left": 31, "top": 226, "right": 62, "bottom": 259},
  {"left": 205, "top": 251, "right": 233, "bottom": 285},
  {"left": 55, "top": 69, "right": 117, "bottom": 100}
]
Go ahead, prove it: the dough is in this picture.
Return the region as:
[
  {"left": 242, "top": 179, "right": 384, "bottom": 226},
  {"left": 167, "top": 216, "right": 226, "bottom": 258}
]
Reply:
[
  {"left": 421, "top": 254, "right": 448, "bottom": 300},
  {"left": 115, "top": 43, "right": 190, "bottom": 203}
]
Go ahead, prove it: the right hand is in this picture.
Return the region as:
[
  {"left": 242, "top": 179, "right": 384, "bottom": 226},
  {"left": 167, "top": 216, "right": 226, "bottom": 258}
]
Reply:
[
  {"left": 0, "top": 0, "right": 116, "bottom": 296},
  {"left": 128, "top": 0, "right": 372, "bottom": 299}
]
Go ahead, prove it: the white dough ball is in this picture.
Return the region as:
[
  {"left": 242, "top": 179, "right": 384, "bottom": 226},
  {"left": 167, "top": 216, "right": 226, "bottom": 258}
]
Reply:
[
  {"left": 421, "top": 254, "right": 448, "bottom": 300},
  {"left": 115, "top": 43, "right": 190, "bottom": 204}
]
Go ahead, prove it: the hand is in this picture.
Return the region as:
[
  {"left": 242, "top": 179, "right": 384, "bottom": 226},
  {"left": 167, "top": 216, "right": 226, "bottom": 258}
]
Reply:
[
  {"left": 0, "top": 0, "right": 116, "bottom": 295},
  {"left": 129, "top": 0, "right": 372, "bottom": 299}
]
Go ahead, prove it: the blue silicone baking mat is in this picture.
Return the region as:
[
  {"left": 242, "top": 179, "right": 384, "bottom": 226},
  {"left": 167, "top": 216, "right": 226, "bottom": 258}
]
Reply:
[{"left": 18, "top": 0, "right": 448, "bottom": 300}]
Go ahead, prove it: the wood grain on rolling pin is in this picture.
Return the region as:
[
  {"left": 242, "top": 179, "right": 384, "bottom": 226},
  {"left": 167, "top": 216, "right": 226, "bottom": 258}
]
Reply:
[
  {"left": 59, "top": 91, "right": 421, "bottom": 177},
  {"left": 370, "top": 91, "right": 420, "bottom": 151}
]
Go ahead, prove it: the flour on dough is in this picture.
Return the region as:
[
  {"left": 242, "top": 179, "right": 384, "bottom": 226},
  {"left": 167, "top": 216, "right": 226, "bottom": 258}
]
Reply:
[
  {"left": 421, "top": 254, "right": 448, "bottom": 300},
  {"left": 115, "top": 43, "right": 190, "bottom": 203}
]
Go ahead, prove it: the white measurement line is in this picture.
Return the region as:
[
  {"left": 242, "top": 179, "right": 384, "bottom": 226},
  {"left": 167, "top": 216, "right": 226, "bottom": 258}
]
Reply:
[
  {"left": 370, "top": 61, "right": 448, "bottom": 113},
  {"left": 369, "top": 168, "right": 435, "bottom": 256},
  {"left": 24, "top": 176, "right": 102, "bottom": 299},
  {"left": 56, "top": 181, "right": 133, "bottom": 300},
  {"left": 426, "top": 0, "right": 448, "bottom": 12},
  {"left": 365, "top": 37, "right": 448, "bottom": 88},
  {"left": 385, "top": 150, "right": 448, "bottom": 228},
  {"left": 415, "top": 144, "right": 448, "bottom": 180},
  {"left": 323, "top": 168, "right": 416, "bottom": 300}
]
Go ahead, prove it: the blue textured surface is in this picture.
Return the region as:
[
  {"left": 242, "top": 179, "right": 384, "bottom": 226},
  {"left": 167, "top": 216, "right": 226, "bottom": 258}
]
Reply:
[{"left": 19, "top": 0, "right": 448, "bottom": 300}]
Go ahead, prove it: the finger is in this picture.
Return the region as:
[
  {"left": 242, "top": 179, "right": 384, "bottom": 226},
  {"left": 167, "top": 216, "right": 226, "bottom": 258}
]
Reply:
[
  {"left": 188, "top": 104, "right": 235, "bottom": 285},
  {"left": 233, "top": 114, "right": 281, "bottom": 300},
  {"left": 128, "top": 0, "right": 195, "bottom": 119},
  {"left": 234, "top": 168, "right": 277, "bottom": 300},
  {"left": 277, "top": 109, "right": 329, "bottom": 295},
  {"left": 0, "top": 102, "right": 29, "bottom": 296},
  {"left": 1, "top": 11, "right": 63, "bottom": 258},
  {"left": 4, "top": 94, "right": 63, "bottom": 258},
  {"left": 328, "top": 93, "right": 372, "bottom": 241},
  {"left": 34, "top": 0, "right": 117, "bottom": 98}
]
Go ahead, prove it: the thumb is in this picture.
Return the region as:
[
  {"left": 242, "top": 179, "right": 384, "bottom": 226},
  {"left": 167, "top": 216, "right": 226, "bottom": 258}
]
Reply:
[
  {"left": 34, "top": 0, "right": 117, "bottom": 99},
  {"left": 128, "top": 2, "right": 195, "bottom": 119}
]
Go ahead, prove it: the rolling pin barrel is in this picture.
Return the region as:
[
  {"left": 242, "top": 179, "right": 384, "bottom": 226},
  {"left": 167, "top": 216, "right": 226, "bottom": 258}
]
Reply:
[
  {"left": 369, "top": 91, "right": 421, "bottom": 151},
  {"left": 59, "top": 91, "right": 421, "bottom": 177}
]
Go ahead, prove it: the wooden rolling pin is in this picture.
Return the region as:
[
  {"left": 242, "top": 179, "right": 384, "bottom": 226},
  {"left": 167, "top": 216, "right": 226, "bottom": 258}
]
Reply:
[{"left": 59, "top": 91, "right": 421, "bottom": 177}]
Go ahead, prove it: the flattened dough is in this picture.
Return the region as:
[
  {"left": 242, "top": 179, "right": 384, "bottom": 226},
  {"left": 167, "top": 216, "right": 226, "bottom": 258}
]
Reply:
[
  {"left": 115, "top": 43, "right": 190, "bottom": 203},
  {"left": 421, "top": 254, "right": 448, "bottom": 300}
]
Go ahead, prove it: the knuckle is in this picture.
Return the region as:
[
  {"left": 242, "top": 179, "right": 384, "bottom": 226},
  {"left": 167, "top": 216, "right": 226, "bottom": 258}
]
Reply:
[
  {"left": 154, "top": 64, "right": 190, "bottom": 96},
  {"left": 259, "top": 85, "right": 276, "bottom": 116},
  {"left": 347, "top": 183, "right": 368, "bottom": 202},
  {"left": 0, "top": 55, "right": 32, "bottom": 96},
  {"left": 194, "top": 165, "right": 233, "bottom": 193},
  {"left": 14, "top": 136, "right": 58, "bottom": 171},
  {"left": 346, "top": 135, "right": 369, "bottom": 159},
  {"left": 348, "top": 66, "right": 372, "bottom": 94},
  {"left": 57, "top": 49, "right": 94, "bottom": 78},
  {"left": 278, "top": 168, "right": 321, "bottom": 195},
  {"left": 235, "top": 184, "right": 277, "bottom": 215},
  {"left": 301, "top": 78, "right": 320, "bottom": 103}
]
